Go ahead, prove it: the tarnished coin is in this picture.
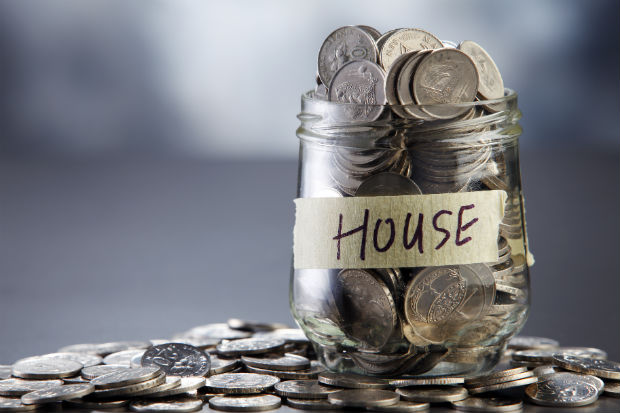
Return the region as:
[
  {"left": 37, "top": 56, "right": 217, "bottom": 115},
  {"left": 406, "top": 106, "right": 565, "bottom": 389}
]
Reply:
[
  {"left": 368, "top": 400, "right": 430, "bottom": 412},
  {"left": 328, "top": 389, "right": 399, "bottom": 408},
  {"left": 129, "top": 376, "right": 181, "bottom": 397},
  {"left": 0, "top": 379, "right": 64, "bottom": 396},
  {"left": 103, "top": 349, "right": 145, "bottom": 366},
  {"left": 38, "top": 352, "right": 102, "bottom": 368},
  {"left": 142, "top": 343, "right": 210, "bottom": 377},
  {"left": 285, "top": 398, "right": 336, "bottom": 410},
  {"left": 451, "top": 397, "right": 522, "bottom": 412},
  {"left": 0, "top": 397, "right": 38, "bottom": 411},
  {"left": 58, "top": 341, "right": 150, "bottom": 356},
  {"left": 318, "top": 371, "right": 388, "bottom": 389},
  {"left": 130, "top": 397, "right": 203, "bottom": 413},
  {"left": 205, "top": 373, "right": 280, "bottom": 395},
  {"left": 604, "top": 381, "right": 620, "bottom": 397},
  {"left": 379, "top": 28, "right": 443, "bottom": 70},
  {"left": 245, "top": 361, "right": 325, "bottom": 380},
  {"left": 355, "top": 172, "right": 422, "bottom": 196},
  {"left": 274, "top": 380, "right": 340, "bottom": 399},
  {"left": 318, "top": 26, "right": 378, "bottom": 87},
  {"left": 227, "top": 319, "right": 289, "bottom": 333},
  {"left": 242, "top": 354, "right": 310, "bottom": 372},
  {"left": 182, "top": 324, "right": 252, "bottom": 341},
  {"left": 81, "top": 364, "right": 129, "bottom": 379},
  {"left": 217, "top": 338, "right": 286, "bottom": 357},
  {"left": 467, "top": 375, "right": 538, "bottom": 395},
  {"left": 21, "top": 383, "right": 95, "bottom": 405},
  {"left": 65, "top": 398, "right": 129, "bottom": 409},
  {"left": 525, "top": 372, "right": 601, "bottom": 407},
  {"left": 90, "top": 366, "right": 162, "bottom": 389},
  {"left": 552, "top": 355, "right": 620, "bottom": 380},
  {"left": 90, "top": 373, "right": 166, "bottom": 398},
  {"left": 210, "top": 356, "right": 241, "bottom": 375},
  {"left": 458, "top": 40, "right": 504, "bottom": 100},
  {"left": 12, "top": 357, "right": 83, "bottom": 379},
  {"left": 396, "top": 386, "right": 468, "bottom": 403},
  {"left": 389, "top": 376, "right": 464, "bottom": 387},
  {"left": 145, "top": 376, "right": 205, "bottom": 398},
  {"left": 209, "top": 395, "right": 281, "bottom": 412},
  {"left": 0, "top": 367, "right": 10, "bottom": 380}
]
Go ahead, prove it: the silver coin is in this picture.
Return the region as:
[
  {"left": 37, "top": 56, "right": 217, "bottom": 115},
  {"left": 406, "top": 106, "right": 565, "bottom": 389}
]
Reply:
[
  {"left": 217, "top": 338, "right": 286, "bottom": 357},
  {"left": 355, "top": 172, "right": 422, "bottom": 196},
  {"left": 396, "top": 386, "right": 468, "bottom": 403},
  {"left": 328, "top": 389, "right": 399, "bottom": 408},
  {"left": 532, "top": 365, "right": 560, "bottom": 378},
  {"left": 0, "top": 397, "right": 38, "bottom": 412},
  {"left": 182, "top": 324, "right": 252, "bottom": 341},
  {"left": 103, "top": 349, "right": 145, "bottom": 367},
  {"left": 0, "top": 379, "right": 64, "bottom": 396},
  {"left": 389, "top": 376, "right": 464, "bottom": 387},
  {"left": 145, "top": 376, "right": 205, "bottom": 398},
  {"left": 465, "top": 367, "right": 528, "bottom": 386},
  {"left": 64, "top": 398, "right": 129, "bottom": 409},
  {"left": 90, "top": 366, "right": 162, "bottom": 389},
  {"left": 467, "top": 375, "right": 538, "bottom": 395},
  {"left": 318, "top": 371, "right": 388, "bottom": 389},
  {"left": 379, "top": 28, "right": 443, "bottom": 70},
  {"left": 130, "top": 376, "right": 182, "bottom": 397},
  {"left": 357, "top": 25, "right": 382, "bottom": 41},
  {"left": 458, "top": 41, "right": 504, "bottom": 100},
  {"left": 253, "top": 329, "right": 309, "bottom": 344},
  {"left": 367, "top": 400, "right": 430, "bottom": 412},
  {"left": 466, "top": 371, "right": 535, "bottom": 389},
  {"left": 204, "top": 373, "right": 280, "bottom": 395},
  {"left": 245, "top": 361, "right": 325, "bottom": 380},
  {"left": 130, "top": 397, "right": 203, "bottom": 413},
  {"left": 451, "top": 397, "right": 522, "bottom": 412},
  {"left": 58, "top": 341, "right": 150, "bottom": 356},
  {"left": 210, "top": 356, "right": 241, "bottom": 375},
  {"left": 525, "top": 372, "right": 601, "bottom": 407},
  {"left": 21, "top": 383, "right": 95, "bottom": 405},
  {"left": 552, "top": 355, "right": 620, "bottom": 380},
  {"left": 62, "top": 376, "right": 90, "bottom": 384},
  {"left": 90, "top": 373, "right": 166, "bottom": 398},
  {"left": 12, "top": 357, "right": 83, "bottom": 379},
  {"left": 209, "top": 395, "right": 281, "bottom": 412},
  {"left": 285, "top": 398, "right": 337, "bottom": 410},
  {"left": 173, "top": 337, "right": 221, "bottom": 350},
  {"left": 274, "top": 380, "right": 340, "bottom": 399},
  {"left": 242, "top": 354, "right": 310, "bottom": 372},
  {"left": 81, "top": 364, "right": 129, "bottom": 380},
  {"left": 226, "top": 319, "right": 289, "bottom": 333},
  {"left": 318, "top": 26, "right": 378, "bottom": 87},
  {"left": 604, "top": 381, "right": 620, "bottom": 397},
  {"left": 38, "top": 352, "right": 102, "bottom": 368},
  {"left": 513, "top": 347, "right": 607, "bottom": 363},
  {"left": 142, "top": 343, "right": 210, "bottom": 377},
  {"left": 0, "top": 368, "right": 10, "bottom": 381}
]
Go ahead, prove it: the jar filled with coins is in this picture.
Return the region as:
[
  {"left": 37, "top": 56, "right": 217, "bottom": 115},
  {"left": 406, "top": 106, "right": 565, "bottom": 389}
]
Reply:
[{"left": 290, "top": 26, "right": 534, "bottom": 378}]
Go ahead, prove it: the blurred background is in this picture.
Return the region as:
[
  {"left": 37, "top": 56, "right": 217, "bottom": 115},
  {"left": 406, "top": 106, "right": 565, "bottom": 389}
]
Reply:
[{"left": 1, "top": 0, "right": 618, "bottom": 363}]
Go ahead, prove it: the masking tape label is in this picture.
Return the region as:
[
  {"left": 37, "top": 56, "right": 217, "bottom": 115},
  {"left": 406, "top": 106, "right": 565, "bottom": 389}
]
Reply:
[{"left": 294, "top": 190, "right": 507, "bottom": 269}]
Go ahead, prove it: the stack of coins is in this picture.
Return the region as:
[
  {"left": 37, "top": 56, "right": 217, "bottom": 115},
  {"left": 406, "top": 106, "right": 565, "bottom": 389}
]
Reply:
[{"left": 1, "top": 327, "right": 617, "bottom": 411}]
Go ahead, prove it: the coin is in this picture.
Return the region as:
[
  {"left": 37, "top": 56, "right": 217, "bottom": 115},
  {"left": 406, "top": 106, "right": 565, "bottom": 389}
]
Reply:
[
  {"left": 62, "top": 376, "right": 90, "bottom": 384},
  {"left": 513, "top": 347, "right": 607, "bottom": 363},
  {"left": 368, "top": 400, "right": 431, "bottom": 412},
  {"left": 604, "top": 381, "right": 620, "bottom": 397},
  {"left": 81, "top": 364, "right": 129, "bottom": 379},
  {"left": 38, "top": 352, "right": 102, "bottom": 368},
  {"left": 182, "top": 324, "right": 252, "bottom": 341},
  {"left": 355, "top": 172, "right": 422, "bottom": 196},
  {"left": 90, "top": 373, "right": 166, "bottom": 398},
  {"left": 141, "top": 343, "right": 211, "bottom": 377},
  {"left": 318, "top": 371, "right": 388, "bottom": 389},
  {"left": 396, "top": 386, "right": 468, "bottom": 403},
  {"left": 242, "top": 354, "right": 310, "bottom": 372},
  {"left": 0, "top": 379, "right": 64, "bottom": 396},
  {"left": 274, "top": 380, "right": 340, "bottom": 399},
  {"left": 145, "top": 376, "right": 205, "bottom": 398},
  {"left": 451, "top": 397, "right": 522, "bottom": 412},
  {"left": 0, "top": 397, "right": 38, "bottom": 412},
  {"left": 458, "top": 41, "right": 504, "bottom": 100},
  {"left": 209, "top": 395, "right": 282, "bottom": 412},
  {"left": 285, "top": 398, "right": 336, "bottom": 410},
  {"left": 64, "top": 398, "right": 129, "bottom": 409},
  {"left": 552, "top": 355, "right": 620, "bottom": 380},
  {"left": 465, "top": 367, "right": 528, "bottom": 386},
  {"left": 389, "top": 376, "right": 464, "bottom": 387},
  {"left": 467, "top": 375, "right": 538, "bottom": 395},
  {"left": 91, "top": 366, "right": 162, "bottom": 389},
  {"left": 318, "top": 26, "right": 378, "bottom": 87},
  {"left": 130, "top": 376, "right": 181, "bottom": 397},
  {"left": 204, "top": 373, "right": 280, "bottom": 395},
  {"left": 58, "top": 341, "right": 150, "bottom": 356},
  {"left": 21, "top": 383, "right": 95, "bottom": 405},
  {"left": 253, "top": 329, "right": 309, "bottom": 345},
  {"left": 245, "top": 361, "right": 325, "bottom": 380},
  {"left": 525, "top": 372, "right": 601, "bottom": 407},
  {"left": 12, "top": 357, "right": 83, "bottom": 379},
  {"left": 130, "top": 397, "right": 204, "bottom": 413},
  {"left": 532, "top": 365, "right": 560, "bottom": 378},
  {"left": 227, "top": 319, "right": 289, "bottom": 333},
  {"left": 103, "top": 349, "right": 145, "bottom": 366},
  {"left": 210, "top": 356, "right": 241, "bottom": 375},
  {"left": 328, "top": 389, "right": 399, "bottom": 408},
  {"left": 379, "top": 28, "right": 443, "bottom": 70},
  {"left": 217, "top": 338, "right": 286, "bottom": 358},
  {"left": 0, "top": 368, "right": 10, "bottom": 381}
]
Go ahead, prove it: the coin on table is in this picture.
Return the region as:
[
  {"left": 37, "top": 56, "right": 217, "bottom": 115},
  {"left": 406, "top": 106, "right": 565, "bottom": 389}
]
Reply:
[
  {"left": 58, "top": 341, "right": 150, "bottom": 356},
  {"left": 525, "top": 372, "right": 601, "bottom": 407},
  {"left": 604, "top": 381, "right": 620, "bottom": 397},
  {"left": 0, "top": 368, "right": 10, "bottom": 380},
  {"left": 90, "top": 373, "right": 166, "bottom": 398},
  {"left": 38, "top": 352, "right": 102, "bottom": 368},
  {"left": 217, "top": 338, "right": 286, "bottom": 357},
  {"left": 465, "top": 367, "right": 530, "bottom": 387},
  {"left": 21, "top": 383, "right": 95, "bottom": 405},
  {"left": 209, "top": 394, "right": 281, "bottom": 412},
  {"left": 142, "top": 343, "right": 210, "bottom": 377},
  {"left": 318, "top": 371, "right": 388, "bottom": 389},
  {"left": 210, "top": 356, "right": 241, "bottom": 375},
  {"left": 145, "top": 376, "right": 205, "bottom": 398},
  {"left": 130, "top": 397, "right": 203, "bottom": 413},
  {"left": 91, "top": 366, "right": 162, "bottom": 389},
  {"left": 379, "top": 28, "right": 443, "bottom": 70},
  {"left": 227, "top": 319, "right": 289, "bottom": 333},
  {"left": 552, "top": 354, "right": 620, "bottom": 380},
  {"left": 458, "top": 40, "right": 504, "bottom": 100},
  {"left": 285, "top": 398, "right": 336, "bottom": 410},
  {"left": 368, "top": 400, "right": 430, "bottom": 412},
  {"left": 355, "top": 172, "right": 422, "bottom": 196},
  {"left": 81, "top": 364, "right": 129, "bottom": 379},
  {"left": 467, "top": 375, "right": 538, "bottom": 395},
  {"left": 253, "top": 329, "right": 309, "bottom": 345},
  {"left": 103, "top": 349, "right": 145, "bottom": 366},
  {"left": 62, "top": 376, "right": 90, "bottom": 384},
  {"left": 274, "top": 380, "right": 340, "bottom": 399},
  {"left": 12, "top": 357, "right": 83, "bottom": 379},
  {"left": 318, "top": 26, "right": 378, "bottom": 87},
  {"left": 389, "top": 376, "right": 464, "bottom": 387},
  {"left": 396, "top": 386, "right": 468, "bottom": 403},
  {"left": 204, "top": 373, "right": 279, "bottom": 395},
  {"left": 130, "top": 376, "right": 182, "bottom": 397},
  {"left": 513, "top": 347, "right": 606, "bottom": 363},
  {"left": 64, "top": 398, "right": 129, "bottom": 409},
  {"left": 412, "top": 49, "right": 478, "bottom": 119},
  {"left": 532, "top": 365, "right": 560, "bottom": 378},
  {"left": 0, "top": 378, "right": 64, "bottom": 396},
  {"left": 451, "top": 397, "right": 522, "bottom": 412},
  {"left": 242, "top": 354, "right": 310, "bottom": 372},
  {"left": 0, "top": 397, "right": 38, "bottom": 412},
  {"left": 245, "top": 361, "right": 325, "bottom": 380},
  {"left": 182, "top": 324, "right": 252, "bottom": 341},
  {"left": 328, "top": 389, "right": 399, "bottom": 408}
]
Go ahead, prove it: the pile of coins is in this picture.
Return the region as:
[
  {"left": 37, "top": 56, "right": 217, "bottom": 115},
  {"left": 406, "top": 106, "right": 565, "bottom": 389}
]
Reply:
[{"left": 1, "top": 323, "right": 618, "bottom": 412}]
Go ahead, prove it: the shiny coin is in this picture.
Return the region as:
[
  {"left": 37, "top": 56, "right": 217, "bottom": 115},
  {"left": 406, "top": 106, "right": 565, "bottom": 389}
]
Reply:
[
  {"left": 318, "top": 371, "right": 388, "bottom": 389},
  {"left": 513, "top": 347, "right": 607, "bottom": 363},
  {"left": 0, "top": 368, "right": 10, "bottom": 380},
  {"left": 245, "top": 361, "right": 325, "bottom": 380},
  {"left": 145, "top": 376, "right": 205, "bottom": 398},
  {"left": 285, "top": 398, "right": 336, "bottom": 410},
  {"left": 552, "top": 355, "right": 620, "bottom": 380},
  {"left": 81, "top": 364, "right": 128, "bottom": 379},
  {"left": 458, "top": 40, "right": 504, "bottom": 100},
  {"left": 103, "top": 349, "right": 145, "bottom": 366},
  {"left": 227, "top": 319, "right": 289, "bottom": 333},
  {"left": 183, "top": 324, "right": 252, "bottom": 341},
  {"left": 274, "top": 380, "right": 340, "bottom": 399},
  {"left": 205, "top": 373, "right": 279, "bottom": 395},
  {"left": 379, "top": 28, "right": 443, "bottom": 70},
  {"left": 58, "top": 341, "right": 150, "bottom": 356},
  {"left": 90, "top": 373, "right": 165, "bottom": 398},
  {"left": 357, "top": 25, "right": 381, "bottom": 41},
  {"left": 91, "top": 366, "right": 161, "bottom": 389},
  {"left": 12, "top": 358, "right": 83, "bottom": 379},
  {"left": 389, "top": 376, "right": 464, "bottom": 387},
  {"left": 210, "top": 356, "right": 241, "bottom": 375},
  {"left": 396, "top": 386, "right": 468, "bottom": 403},
  {"left": 318, "top": 26, "right": 378, "bottom": 87},
  {"left": 142, "top": 343, "right": 210, "bottom": 377},
  {"left": 130, "top": 376, "right": 181, "bottom": 397},
  {"left": 62, "top": 376, "right": 90, "bottom": 384},
  {"left": 0, "top": 379, "right": 64, "bottom": 396},
  {"left": 130, "top": 397, "right": 203, "bottom": 413},
  {"left": 465, "top": 367, "right": 529, "bottom": 386},
  {"left": 217, "top": 338, "right": 286, "bottom": 357},
  {"left": 604, "top": 381, "right": 620, "bottom": 397},
  {"left": 209, "top": 395, "right": 281, "bottom": 412},
  {"left": 21, "top": 383, "right": 95, "bottom": 405},
  {"left": 467, "top": 375, "right": 538, "bottom": 395},
  {"left": 38, "top": 352, "right": 102, "bottom": 368},
  {"left": 525, "top": 372, "right": 601, "bottom": 407},
  {"left": 242, "top": 354, "right": 310, "bottom": 372},
  {"left": 328, "top": 389, "right": 399, "bottom": 408},
  {"left": 532, "top": 365, "right": 560, "bottom": 378},
  {"left": 367, "top": 400, "right": 430, "bottom": 412},
  {"left": 253, "top": 329, "right": 309, "bottom": 344},
  {"left": 0, "top": 397, "right": 38, "bottom": 411},
  {"left": 451, "top": 397, "right": 522, "bottom": 412},
  {"left": 355, "top": 172, "right": 422, "bottom": 196},
  {"left": 64, "top": 398, "right": 129, "bottom": 409}
]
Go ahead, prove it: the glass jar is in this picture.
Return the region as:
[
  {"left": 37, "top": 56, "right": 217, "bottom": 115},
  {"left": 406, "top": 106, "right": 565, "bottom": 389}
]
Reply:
[{"left": 290, "top": 89, "right": 532, "bottom": 377}]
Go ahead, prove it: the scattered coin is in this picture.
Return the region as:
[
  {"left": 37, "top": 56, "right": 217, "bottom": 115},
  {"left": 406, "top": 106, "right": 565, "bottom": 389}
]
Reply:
[
  {"left": 64, "top": 398, "right": 129, "bottom": 409},
  {"left": 91, "top": 366, "right": 162, "bottom": 389},
  {"left": 242, "top": 354, "right": 310, "bottom": 372},
  {"left": 0, "top": 397, "right": 38, "bottom": 412},
  {"left": 103, "top": 349, "right": 146, "bottom": 366},
  {"left": 552, "top": 354, "right": 620, "bottom": 380},
  {"left": 389, "top": 376, "right": 464, "bottom": 387},
  {"left": 451, "top": 397, "right": 522, "bottom": 412},
  {"left": 0, "top": 379, "right": 64, "bottom": 396},
  {"left": 204, "top": 373, "right": 280, "bottom": 395},
  {"left": 467, "top": 375, "right": 538, "bottom": 395},
  {"left": 396, "top": 386, "right": 468, "bottom": 403},
  {"left": 210, "top": 356, "right": 241, "bottom": 375},
  {"left": 318, "top": 371, "right": 388, "bottom": 389},
  {"left": 21, "top": 383, "right": 95, "bottom": 405},
  {"left": 209, "top": 394, "right": 282, "bottom": 412},
  {"left": 12, "top": 357, "right": 83, "bottom": 379},
  {"left": 217, "top": 338, "right": 287, "bottom": 357},
  {"left": 252, "top": 329, "right": 309, "bottom": 345},
  {"left": 0, "top": 368, "right": 10, "bottom": 381},
  {"left": 604, "top": 381, "right": 620, "bottom": 397},
  {"left": 328, "top": 389, "right": 399, "bottom": 408},
  {"left": 58, "top": 341, "right": 150, "bottom": 356},
  {"left": 532, "top": 365, "right": 560, "bottom": 378},
  {"left": 245, "top": 361, "right": 325, "bottom": 380},
  {"left": 38, "top": 352, "right": 102, "bottom": 368},
  {"left": 274, "top": 380, "right": 340, "bottom": 399},
  {"left": 129, "top": 376, "right": 181, "bottom": 397},
  {"left": 513, "top": 347, "right": 607, "bottom": 363},
  {"left": 141, "top": 343, "right": 211, "bottom": 377},
  {"left": 367, "top": 400, "right": 430, "bottom": 412},
  {"left": 145, "top": 377, "right": 205, "bottom": 398},
  {"left": 525, "top": 372, "right": 602, "bottom": 407},
  {"left": 81, "top": 364, "right": 129, "bottom": 379},
  {"left": 130, "top": 397, "right": 204, "bottom": 413},
  {"left": 182, "top": 324, "right": 252, "bottom": 341},
  {"left": 285, "top": 398, "right": 336, "bottom": 410},
  {"left": 90, "top": 373, "right": 166, "bottom": 399}
]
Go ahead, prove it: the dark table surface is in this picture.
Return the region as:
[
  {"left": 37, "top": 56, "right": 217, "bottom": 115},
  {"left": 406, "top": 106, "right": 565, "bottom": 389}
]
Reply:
[{"left": 1, "top": 146, "right": 618, "bottom": 412}]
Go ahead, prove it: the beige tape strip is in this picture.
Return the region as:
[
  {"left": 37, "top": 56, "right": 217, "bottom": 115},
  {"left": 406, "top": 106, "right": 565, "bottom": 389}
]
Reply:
[{"left": 294, "top": 191, "right": 507, "bottom": 269}]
